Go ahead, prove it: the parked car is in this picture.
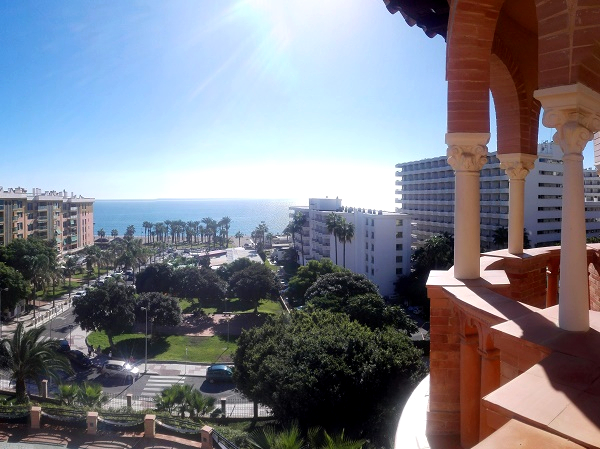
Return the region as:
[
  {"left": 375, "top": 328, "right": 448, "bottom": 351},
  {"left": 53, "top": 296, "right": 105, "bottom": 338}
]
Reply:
[
  {"left": 206, "top": 364, "right": 234, "bottom": 383},
  {"left": 101, "top": 360, "right": 140, "bottom": 382},
  {"left": 67, "top": 350, "right": 92, "bottom": 368}
]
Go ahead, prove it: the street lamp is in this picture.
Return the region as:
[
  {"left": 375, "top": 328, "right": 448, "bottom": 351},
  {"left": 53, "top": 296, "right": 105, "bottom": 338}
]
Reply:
[
  {"left": 0, "top": 288, "right": 7, "bottom": 339},
  {"left": 141, "top": 306, "right": 148, "bottom": 373}
]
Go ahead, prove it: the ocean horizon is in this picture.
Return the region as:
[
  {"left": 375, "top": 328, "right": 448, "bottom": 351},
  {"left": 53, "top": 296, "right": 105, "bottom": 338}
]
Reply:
[{"left": 93, "top": 198, "right": 303, "bottom": 239}]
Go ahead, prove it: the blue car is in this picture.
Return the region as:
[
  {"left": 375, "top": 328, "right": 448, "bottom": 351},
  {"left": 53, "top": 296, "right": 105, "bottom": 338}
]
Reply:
[{"left": 206, "top": 364, "right": 233, "bottom": 383}]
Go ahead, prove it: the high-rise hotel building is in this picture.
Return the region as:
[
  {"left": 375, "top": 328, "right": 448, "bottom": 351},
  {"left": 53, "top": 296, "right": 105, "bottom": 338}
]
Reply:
[
  {"left": 396, "top": 141, "right": 600, "bottom": 249},
  {"left": 0, "top": 187, "right": 94, "bottom": 254},
  {"left": 290, "top": 197, "right": 413, "bottom": 298}
]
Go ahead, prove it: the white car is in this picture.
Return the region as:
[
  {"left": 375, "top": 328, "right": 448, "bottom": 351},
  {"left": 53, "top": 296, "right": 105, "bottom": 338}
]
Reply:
[{"left": 101, "top": 360, "right": 140, "bottom": 382}]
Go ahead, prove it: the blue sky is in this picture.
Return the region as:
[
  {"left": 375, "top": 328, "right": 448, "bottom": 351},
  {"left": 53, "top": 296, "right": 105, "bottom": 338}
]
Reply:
[{"left": 0, "top": 1, "right": 593, "bottom": 211}]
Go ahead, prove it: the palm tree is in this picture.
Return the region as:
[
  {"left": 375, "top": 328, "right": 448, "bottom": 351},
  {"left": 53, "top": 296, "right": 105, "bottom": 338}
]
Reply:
[
  {"left": 202, "top": 218, "right": 217, "bottom": 250},
  {"left": 63, "top": 256, "right": 78, "bottom": 298},
  {"left": 110, "top": 229, "right": 119, "bottom": 239},
  {"left": 97, "top": 228, "right": 106, "bottom": 239},
  {"left": 338, "top": 218, "right": 355, "bottom": 268},
  {"left": 235, "top": 231, "right": 244, "bottom": 247},
  {"left": 0, "top": 322, "right": 72, "bottom": 402},
  {"left": 220, "top": 217, "right": 231, "bottom": 248},
  {"left": 142, "top": 221, "right": 152, "bottom": 243},
  {"left": 493, "top": 226, "right": 509, "bottom": 249},
  {"left": 125, "top": 225, "right": 136, "bottom": 238},
  {"left": 326, "top": 212, "right": 343, "bottom": 265},
  {"left": 291, "top": 212, "right": 307, "bottom": 265}
]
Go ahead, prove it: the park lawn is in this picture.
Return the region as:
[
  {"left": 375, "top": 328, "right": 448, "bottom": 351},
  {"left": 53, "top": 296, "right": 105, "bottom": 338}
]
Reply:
[
  {"left": 86, "top": 332, "right": 237, "bottom": 363},
  {"left": 179, "top": 297, "right": 283, "bottom": 315}
]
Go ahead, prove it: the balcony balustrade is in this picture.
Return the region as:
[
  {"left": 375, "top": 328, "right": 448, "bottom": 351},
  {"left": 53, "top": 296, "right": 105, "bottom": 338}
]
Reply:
[{"left": 403, "top": 245, "right": 600, "bottom": 449}]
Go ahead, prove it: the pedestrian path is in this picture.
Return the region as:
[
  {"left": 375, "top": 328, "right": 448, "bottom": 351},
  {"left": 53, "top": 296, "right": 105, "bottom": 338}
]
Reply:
[{"left": 141, "top": 375, "right": 186, "bottom": 396}]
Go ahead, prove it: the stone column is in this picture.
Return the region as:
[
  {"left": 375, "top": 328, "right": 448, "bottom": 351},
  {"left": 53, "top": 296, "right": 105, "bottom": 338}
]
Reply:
[
  {"left": 201, "top": 425, "right": 214, "bottom": 449},
  {"left": 447, "top": 133, "right": 489, "bottom": 279},
  {"left": 535, "top": 84, "right": 600, "bottom": 331},
  {"left": 30, "top": 406, "right": 41, "bottom": 429},
  {"left": 40, "top": 379, "right": 48, "bottom": 399},
  {"left": 144, "top": 414, "right": 156, "bottom": 438},
  {"left": 460, "top": 333, "right": 481, "bottom": 448},
  {"left": 479, "top": 348, "right": 500, "bottom": 440},
  {"left": 498, "top": 154, "right": 536, "bottom": 254},
  {"left": 87, "top": 411, "right": 98, "bottom": 435}
]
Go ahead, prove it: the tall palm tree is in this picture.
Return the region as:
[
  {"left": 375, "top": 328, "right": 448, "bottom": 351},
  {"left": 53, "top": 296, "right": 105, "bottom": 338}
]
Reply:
[
  {"left": 235, "top": 231, "right": 244, "bottom": 247},
  {"left": 63, "top": 256, "right": 78, "bottom": 298},
  {"left": 97, "top": 228, "right": 106, "bottom": 239},
  {"left": 202, "top": 218, "right": 217, "bottom": 250},
  {"left": 110, "top": 229, "right": 119, "bottom": 239},
  {"left": 0, "top": 322, "right": 72, "bottom": 402},
  {"left": 292, "top": 212, "right": 307, "bottom": 265},
  {"left": 220, "top": 217, "right": 231, "bottom": 248},
  {"left": 142, "top": 221, "right": 152, "bottom": 243},
  {"left": 338, "top": 218, "right": 355, "bottom": 269},
  {"left": 125, "top": 225, "right": 136, "bottom": 238},
  {"left": 326, "top": 212, "right": 343, "bottom": 265}
]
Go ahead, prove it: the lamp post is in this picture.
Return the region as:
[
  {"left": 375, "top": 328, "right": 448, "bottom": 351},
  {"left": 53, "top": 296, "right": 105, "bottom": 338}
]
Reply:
[
  {"left": 0, "top": 288, "right": 7, "bottom": 339},
  {"left": 141, "top": 306, "right": 148, "bottom": 373}
]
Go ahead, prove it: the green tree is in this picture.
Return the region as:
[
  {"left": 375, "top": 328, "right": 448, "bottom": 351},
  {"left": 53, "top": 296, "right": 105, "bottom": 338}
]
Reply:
[
  {"left": 492, "top": 226, "right": 508, "bottom": 249},
  {"left": 305, "top": 271, "right": 379, "bottom": 303},
  {"left": 216, "top": 258, "right": 253, "bottom": 283},
  {"left": 111, "top": 229, "right": 119, "bottom": 239},
  {"left": 135, "top": 263, "right": 174, "bottom": 293},
  {"left": 412, "top": 232, "right": 454, "bottom": 276},
  {"left": 0, "top": 263, "right": 29, "bottom": 313},
  {"left": 233, "top": 311, "right": 426, "bottom": 444},
  {"left": 326, "top": 212, "right": 343, "bottom": 265},
  {"left": 235, "top": 231, "right": 244, "bottom": 247},
  {"left": 229, "top": 262, "right": 279, "bottom": 312},
  {"left": 97, "top": 228, "right": 106, "bottom": 239},
  {"left": 125, "top": 225, "right": 136, "bottom": 237},
  {"left": 72, "top": 281, "right": 136, "bottom": 349},
  {"left": 0, "top": 322, "right": 72, "bottom": 402},
  {"left": 135, "top": 292, "right": 182, "bottom": 337},
  {"left": 172, "top": 266, "right": 227, "bottom": 305},
  {"left": 63, "top": 256, "right": 78, "bottom": 298},
  {"left": 155, "top": 384, "right": 215, "bottom": 418},
  {"left": 286, "top": 259, "right": 345, "bottom": 306},
  {"left": 337, "top": 218, "right": 355, "bottom": 268}
]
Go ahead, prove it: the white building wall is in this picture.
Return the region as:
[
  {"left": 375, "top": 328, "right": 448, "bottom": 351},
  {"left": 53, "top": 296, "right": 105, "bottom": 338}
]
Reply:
[
  {"left": 291, "top": 199, "right": 412, "bottom": 298},
  {"left": 397, "top": 142, "right": 600, "bottom": 249}
]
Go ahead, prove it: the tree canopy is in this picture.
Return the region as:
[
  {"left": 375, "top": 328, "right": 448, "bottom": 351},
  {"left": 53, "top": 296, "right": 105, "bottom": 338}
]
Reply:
[
  {"left": 0, "top": 263, "right": 30, "bottom": 312},
  {"left": 304, "top": 272, "right": 379, "bottom": 303},
  {"left": 172, "top": 266, "right": 227, "bottom": 305},
  {"left": 229, "top": 262, "right": 279, "bottom": 312},
  {"left": 72, "top": 280, "right": 136, "bottom": 348},
  {"left": 135, "top": 292, "right": 182, "bottom": 334},
  {"left": 135, "top": 263, "right": 174, "bottom": 293},
  {"left": 233, "top": 311, "right": 426, "bottom": 444},
  {"left": 286, "top": 259, "right": 345, "bottom": 307}
]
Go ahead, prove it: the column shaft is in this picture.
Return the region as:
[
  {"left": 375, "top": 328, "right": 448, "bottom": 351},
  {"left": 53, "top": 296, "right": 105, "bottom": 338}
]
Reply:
[
  {"left": 559, "top": 152, "right": 589, "bottom": 330},
  {"left": 455, "top": 171, "right": 481, "bottom": 278},
  {"left": 508, "top": 179, "right": 525, "bottom": 254}
]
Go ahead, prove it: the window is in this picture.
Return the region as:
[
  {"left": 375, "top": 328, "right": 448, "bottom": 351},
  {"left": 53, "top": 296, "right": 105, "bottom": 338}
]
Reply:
[
  {"left": 396, "top": 256, "right": 403, "bottom": 263},
  {"left": 371, "top": 268, "right": 374, "bottom": 275},
  {"left": 371, "top": 256, "right": 374, "bottom": 263},
  {"left": 371, "top": 219, "right": 374, "bottom": 226},
  {"left": 371, "top": 232, "right": 374, "bottom": 238},
  {"left": 396, "top": 219, "right": 403, "bottom": 226},
  {"left": 371, "top": 244, "right": 374, "bottom": 251},
  {"left": 396, "top": 243, "right": 403, "bottom": 250},
  {"left": 396, "top": 232, "right": 403, "bottom": 238}
]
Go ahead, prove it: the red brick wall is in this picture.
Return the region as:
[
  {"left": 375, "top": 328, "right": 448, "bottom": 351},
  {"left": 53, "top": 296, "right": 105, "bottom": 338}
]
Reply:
[
  {"left": 426, "top": 286, "right": 461, "bottom": 435},
  {"left": 501, "top": 256, "right": 549, "bottom": 308}
]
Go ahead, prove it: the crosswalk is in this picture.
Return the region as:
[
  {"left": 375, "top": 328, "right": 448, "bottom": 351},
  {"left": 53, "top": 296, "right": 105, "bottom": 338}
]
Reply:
[{"left": 141, "top": 375, "right": 186, "bottom": 396}]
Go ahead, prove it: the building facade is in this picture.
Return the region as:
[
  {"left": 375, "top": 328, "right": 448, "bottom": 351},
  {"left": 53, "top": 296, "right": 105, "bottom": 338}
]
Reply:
[
  {"left": 290, "top": 198, "right": 412, "bottom": 298},
  {"left": 0, "top": 187, "right": 94, "bottom": 253},
  {"left": 396, "top": 141, "right": 600, "bottom": 248}
]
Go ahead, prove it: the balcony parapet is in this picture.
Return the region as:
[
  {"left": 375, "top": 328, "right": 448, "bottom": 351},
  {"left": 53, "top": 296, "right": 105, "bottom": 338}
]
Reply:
[{"left": 421, "top": 245, "right": 600, "bottom": 448}]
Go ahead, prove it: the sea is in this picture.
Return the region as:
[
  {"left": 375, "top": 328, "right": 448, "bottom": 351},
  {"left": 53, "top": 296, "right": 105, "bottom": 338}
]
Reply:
[{"left": 93, "top": 198, "right": 303, "bottom": 238}]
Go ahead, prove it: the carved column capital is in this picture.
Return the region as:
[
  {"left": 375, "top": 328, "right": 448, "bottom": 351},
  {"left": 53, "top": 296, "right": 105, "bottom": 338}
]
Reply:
[
  {"left": 446, "top": 133, "right": 490, "bottom": 172},
  {"left": 535, "top": 83, "right": 600, "bottom": 155},
  {"left": 497, "top": 153, "right": 537, "bottom": 180}
]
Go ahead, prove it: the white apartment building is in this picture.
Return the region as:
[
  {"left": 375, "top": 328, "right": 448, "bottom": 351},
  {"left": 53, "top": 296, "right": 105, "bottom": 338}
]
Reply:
[
  {"left": 396, "top": 141, "right": 600, "bottom": 249},
  {"left": 290, "top": 198, "right": 413, "bottom": 298}
]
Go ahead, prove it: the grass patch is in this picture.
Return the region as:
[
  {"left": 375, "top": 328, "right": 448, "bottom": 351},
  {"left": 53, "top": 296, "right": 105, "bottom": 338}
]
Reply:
[
  {"left": 86, "top": 332, "right": 237, "bottom": 363},
  {"left": 180, "top": 297, "right": 283, "bottom": 315}
]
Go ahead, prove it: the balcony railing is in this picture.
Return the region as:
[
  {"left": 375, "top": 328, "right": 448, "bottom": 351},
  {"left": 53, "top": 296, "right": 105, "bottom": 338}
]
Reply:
[{"left": 417, "top": 245, "right": 600, "bottom": 448}]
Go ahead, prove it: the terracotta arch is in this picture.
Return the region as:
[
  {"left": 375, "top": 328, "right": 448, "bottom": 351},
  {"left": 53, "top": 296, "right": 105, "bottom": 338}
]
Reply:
[
  {"left": 491, "top": 37, "right": 540, "bottom": 155},
  {"left": 446, "top": 0, "right": 505, "bottom": 134}
]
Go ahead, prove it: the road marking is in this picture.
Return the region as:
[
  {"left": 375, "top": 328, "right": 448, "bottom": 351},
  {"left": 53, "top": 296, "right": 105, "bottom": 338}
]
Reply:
[{"left": 142, "top": 375, "right": 186, "bottom": 395}]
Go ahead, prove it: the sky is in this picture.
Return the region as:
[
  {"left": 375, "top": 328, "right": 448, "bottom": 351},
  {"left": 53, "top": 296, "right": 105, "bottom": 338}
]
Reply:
[{"left": 0, "top": 1, "right": 594, "bottom": 211}]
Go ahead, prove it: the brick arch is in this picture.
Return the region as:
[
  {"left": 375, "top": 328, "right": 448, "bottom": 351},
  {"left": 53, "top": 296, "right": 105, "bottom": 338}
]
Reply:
[
  {"left": 491, "top": 37, "right": 540, "bottom": 155},
  {"left": 536, "top": 0, "right": 600, "bottom": 90},
  {"left": 446, "top": 0, "right": 505, "bottom": 134}
]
